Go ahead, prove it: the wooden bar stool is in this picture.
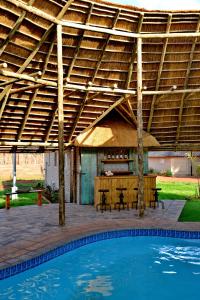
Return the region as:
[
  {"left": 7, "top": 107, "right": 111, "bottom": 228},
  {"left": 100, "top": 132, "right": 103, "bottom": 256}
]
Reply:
[
  {"left": 114, "top": 188, "right": 129, "bottom": 211},
  {"left": 96, "top": 189, "right": 111, "bottom": 213},
  {"left": 150, "top": 188, "right": 164, "bottom": 209}
]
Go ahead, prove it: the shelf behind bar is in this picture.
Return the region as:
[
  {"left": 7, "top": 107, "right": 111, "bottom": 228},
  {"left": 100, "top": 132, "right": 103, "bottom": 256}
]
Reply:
[{"left": 101, "top": 159, "right": 133, "bottom": 163}]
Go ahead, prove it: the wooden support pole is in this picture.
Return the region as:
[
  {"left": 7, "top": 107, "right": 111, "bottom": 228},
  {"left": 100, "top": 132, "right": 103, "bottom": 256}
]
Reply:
[
  {"left": 57, "top": 24, "right": 65, "bottom": 226},
  {"left": 0, "top": 69, "right": 57, "bottom": 87},
  {"left": 137, "top": 37, "right": 144, "bottom": 217},
  {"left": 10, "top": 83, "right": 43, "bottom": 95},
  {"left": 37, "top": 190, "right": 42, "bottom": 206},
  {"left": 5, "top": 194, "right": 10, "bottom": 209}
]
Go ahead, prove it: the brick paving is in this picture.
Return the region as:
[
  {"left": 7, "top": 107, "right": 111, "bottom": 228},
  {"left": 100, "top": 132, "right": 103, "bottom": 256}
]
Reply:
[{"left": 0, "top": 201, "right": 200, "bottom": 270}]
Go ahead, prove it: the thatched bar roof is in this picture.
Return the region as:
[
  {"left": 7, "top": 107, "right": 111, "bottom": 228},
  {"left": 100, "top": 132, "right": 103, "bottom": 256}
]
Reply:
[
  {"left": 74, "top": 111, "right": 160, "bottom": 147},
  {"left": 0, "top": 0, "right": 200, "bottom": 152}
]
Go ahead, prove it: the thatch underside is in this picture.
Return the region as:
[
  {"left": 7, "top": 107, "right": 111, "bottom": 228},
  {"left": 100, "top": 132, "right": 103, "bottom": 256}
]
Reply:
[
  {"left": 0, "top": 0, "right": 200, "bottom": 152},
  {"left": 74, "top": 111, "right": 160, "bottom": 147}
]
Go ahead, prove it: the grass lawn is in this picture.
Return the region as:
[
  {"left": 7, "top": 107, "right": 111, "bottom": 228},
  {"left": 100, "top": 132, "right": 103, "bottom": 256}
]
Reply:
[
  {"left": 178, "top": 201, "right": 200, "bottom": 222},
  {"left": 156, "top": 180, "right": 198, "bottom": 200},
  {"left": 0, "top": 180, "right": 47, "bottom": 209},
  {"left": 157, "top": 179, "right": 200, "bottom": 222}
]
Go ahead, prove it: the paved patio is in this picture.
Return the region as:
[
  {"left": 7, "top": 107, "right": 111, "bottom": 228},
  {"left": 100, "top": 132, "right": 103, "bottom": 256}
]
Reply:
[{"left": 0, "top": 200, "right": 200, "bottom": 270}]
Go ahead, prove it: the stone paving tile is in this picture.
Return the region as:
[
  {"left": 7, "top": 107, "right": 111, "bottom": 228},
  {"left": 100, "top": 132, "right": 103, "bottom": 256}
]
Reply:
[{"left": 0, "top": 201, "right": 200, "bottom": 269}]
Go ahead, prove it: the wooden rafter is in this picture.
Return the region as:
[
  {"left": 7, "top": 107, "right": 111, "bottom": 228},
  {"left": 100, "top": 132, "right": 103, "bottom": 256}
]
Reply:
[
  {"left": 176, "top": 15, "right": 200, "bottom": 143},
  {"left": 68, "top": 9, "right": 121, "bottom": 142},
  {"left": 17, "top": 0, "right": 75, "bottom": 141},
  {"left": 44, "top": 91, "right": 75, "bottom": 142},
  {"left": 125, "top": 13, "right": 144, "bottom": 90},
  {"left": 5, "top": 1, "right": 200, "bottom": 39},
  {"left": 16, "top": 40, "right": 55, "bottom": 141},
  {"left": 0, "top": 0, "right": 35, "bottom": 56},
  {"left": 45, "top": 4, "right": 93, "bottom": 141},
  {"left": 124, "top": 13, "right": 144, "bottom": 125},
  {"left": 10, "top": 83, "right": 43, "bottom": 95},
  {"left": 115, "top": 107, "right": 134, "bottom": 126},
  {"left": 66, "top": 3, "right": 94, "bottom": 80},
  {"left": 0, "top": 141, "right": 70, "bottom": 147},
  {"left": 74, "top": 94, "right": 131, "bottom": 136},
  {"left": 0, "top": 26, "right": 54, "bottom": 119},
  {"left": 0, "top": 0, "right": 74, "bottom": 119},
  {"left": 147, "top": 14, "right": 172, "bottom": 133}
]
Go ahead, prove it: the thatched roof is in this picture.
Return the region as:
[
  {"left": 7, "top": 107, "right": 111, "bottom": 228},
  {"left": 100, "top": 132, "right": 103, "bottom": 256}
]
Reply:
[
  {"left": 1, "top": 0, "right": 200, "bottom": 152},
  {"left": 74, "top": 110, "right": 160, "bottom": 147}
]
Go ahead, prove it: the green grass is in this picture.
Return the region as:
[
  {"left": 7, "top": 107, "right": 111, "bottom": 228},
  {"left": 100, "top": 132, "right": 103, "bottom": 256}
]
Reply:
[
  {"left": 157, "top": 179, "right": 200, "bottom": 222},
  {"left": 156, "top": 180, "right": 198, "bottom": 200},
  {"left": 0, "top": 180, "right": 47, "bottom": 209},
  {"left": 178, "top": 201, "right": 200, "bottom": 222}
]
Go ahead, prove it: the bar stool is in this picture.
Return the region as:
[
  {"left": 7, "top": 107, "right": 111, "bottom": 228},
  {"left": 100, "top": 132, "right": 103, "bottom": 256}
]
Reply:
[
  {"left": 96, "top": 189, "right": 111, "bottom": 213},
  {"left": 150, "top": 188, "right": 164, "bottom": 209},
  {"left": 114, "top": 188, "right": 129, "bottom": 211}
]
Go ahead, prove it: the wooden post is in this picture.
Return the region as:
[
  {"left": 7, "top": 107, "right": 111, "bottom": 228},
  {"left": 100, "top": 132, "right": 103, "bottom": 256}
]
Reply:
[
  {"left": 57, "top": 24, "right": 65, "bottom": 226},
  {"left": 137, "top": 37, "right": 145, "bottom": 217},
  {"left": 5, "top": 194, "right": 10, "bottom": 209},
  {"left": 37, "top": 190, "right": 42, "bottom": 206}
]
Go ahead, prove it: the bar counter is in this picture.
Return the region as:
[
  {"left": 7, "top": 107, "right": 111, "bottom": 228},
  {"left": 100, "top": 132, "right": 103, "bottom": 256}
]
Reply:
[{"left": 94, "top": 175, "right": 157, "bottom": 208}]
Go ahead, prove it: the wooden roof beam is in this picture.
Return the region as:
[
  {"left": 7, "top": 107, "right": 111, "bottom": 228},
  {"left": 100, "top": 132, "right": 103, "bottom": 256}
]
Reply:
[
  {"left": 126, "top": 99, "right": 137, "bottom": 125},
  {"left": 0, "top": 0, "right": 74, "bottom": 119},
  {"left": 17, "top": 40, "right": 55, "bottom": 141},
  {"left": 125, "top": 13, "right": 144, "bottom": 90},
  {"left": 0, "top": 69, "right": 57, "bottom": 87},
  {"left": 176, "top": 15, "right": 200, "bottom": 144},
  {"left": 0, "top": 71, "right": 42, "bottom": 87},
  {"left": 115, "top": 107, "right": 134, "bottom": 126},
  {"left": 74, "top": 94, "right": 132, "bottom": 136},
  {"left": 124, "top": 13, "right": 144, "bottom": 127},
  {"left": 5, "top": 1, "right": 200, "bottom": 39},
  {"left": 66, "top": 3, "right": 94, "bottom": 80},
  {"left": 0, "top": 0, "right": 35, "bottom": 56},
  {"left": 44, "top": 91, "right": 75, "bottom": 142},
  {"left": 68, "top": 9, "right": 121, "bottom": 142},
  {"left": 10, "top": 83, "right": 43, "bottom": 95},
  {"left": 147, "top": 14, "right": 172, "bottom": 133},
  {"left": 0, "top": 141, "right": 70, "bottom": 147}
]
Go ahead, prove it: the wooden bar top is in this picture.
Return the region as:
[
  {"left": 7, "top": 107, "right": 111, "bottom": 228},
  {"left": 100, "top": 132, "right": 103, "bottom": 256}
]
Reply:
[{"left": 94, "top": 175, "right": 156, "bottom": 208}]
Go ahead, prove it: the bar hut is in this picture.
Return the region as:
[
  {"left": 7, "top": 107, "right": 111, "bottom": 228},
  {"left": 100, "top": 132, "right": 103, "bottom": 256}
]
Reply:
[{"left": 73, "top": 109, "right": 160, "bottom": 208}]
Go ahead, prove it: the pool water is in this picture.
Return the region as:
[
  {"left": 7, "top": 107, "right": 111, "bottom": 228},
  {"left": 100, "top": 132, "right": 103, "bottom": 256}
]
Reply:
[{"left": 0, "top": 236, "right": 200, "bottom": 300}]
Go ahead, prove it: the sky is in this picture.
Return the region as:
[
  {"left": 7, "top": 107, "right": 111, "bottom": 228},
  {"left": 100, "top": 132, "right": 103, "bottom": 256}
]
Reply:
[{"left": 106, "top": 0, "right": 200, "bottom": 10}]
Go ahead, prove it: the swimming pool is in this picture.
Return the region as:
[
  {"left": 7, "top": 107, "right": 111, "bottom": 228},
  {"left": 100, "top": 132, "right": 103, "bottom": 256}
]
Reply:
[{"left": 0, "top": 229, "right": 200, "bottom": 299}]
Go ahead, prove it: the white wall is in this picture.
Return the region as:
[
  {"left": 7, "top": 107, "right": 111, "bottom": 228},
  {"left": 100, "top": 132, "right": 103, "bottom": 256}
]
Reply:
[
  {"left": 149, "top": 157, "right": 171, "bottom": 174},
  {"left": 45, "top": 150, "right": 71, "bottom": 202},
  {"left": 148, "top": 156, "right": 193, "bottom": 176}
]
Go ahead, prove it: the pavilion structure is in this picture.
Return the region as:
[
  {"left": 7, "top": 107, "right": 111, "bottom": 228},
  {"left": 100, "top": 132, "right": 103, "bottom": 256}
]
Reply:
[{"left": 1, "top": 0, "right": 200, "bottom": 224}]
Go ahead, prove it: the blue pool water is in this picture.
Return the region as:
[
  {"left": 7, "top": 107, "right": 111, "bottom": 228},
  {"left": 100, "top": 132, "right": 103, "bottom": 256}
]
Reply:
[{"left": 0, "top": 236, "right": 200, "bottom": 300}]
